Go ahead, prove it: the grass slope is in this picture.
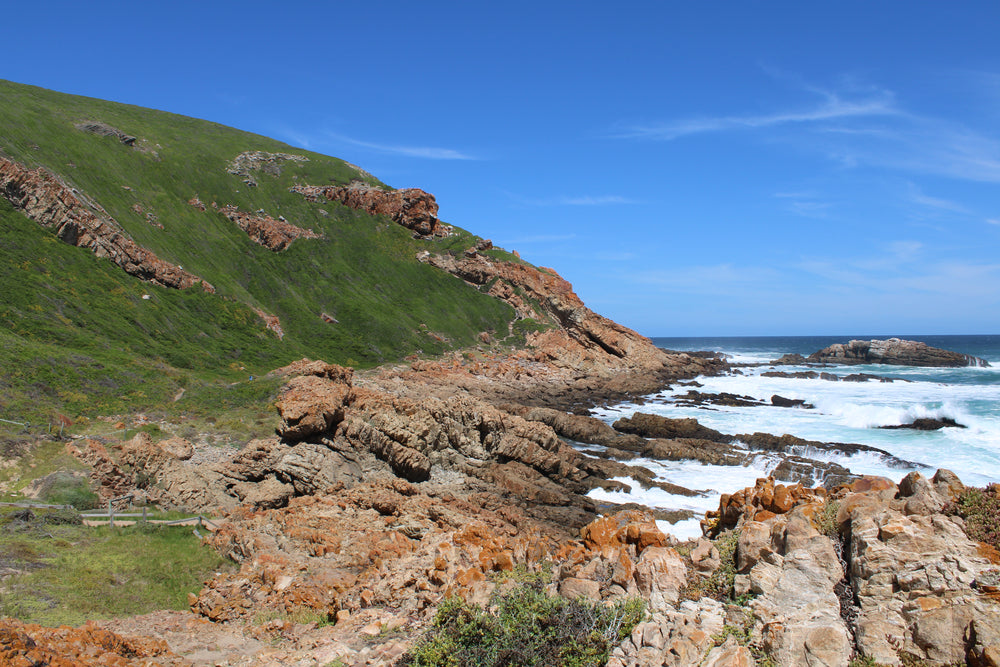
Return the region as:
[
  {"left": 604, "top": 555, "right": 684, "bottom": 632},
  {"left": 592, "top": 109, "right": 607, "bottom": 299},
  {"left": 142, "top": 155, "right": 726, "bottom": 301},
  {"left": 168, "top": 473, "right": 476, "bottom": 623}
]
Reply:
[
  {"left": 0, "top": 79, "right": 518, "bottom": 420},
  {"left": 0, "top": 507, "right": 235, "bottom": 626}
]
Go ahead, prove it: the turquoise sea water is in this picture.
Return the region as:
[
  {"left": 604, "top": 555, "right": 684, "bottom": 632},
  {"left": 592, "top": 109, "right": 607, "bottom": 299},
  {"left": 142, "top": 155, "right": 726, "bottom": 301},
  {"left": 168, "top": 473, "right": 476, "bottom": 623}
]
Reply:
[{"left": 585, "top": 335, "right": 1000, "bottom": 539}]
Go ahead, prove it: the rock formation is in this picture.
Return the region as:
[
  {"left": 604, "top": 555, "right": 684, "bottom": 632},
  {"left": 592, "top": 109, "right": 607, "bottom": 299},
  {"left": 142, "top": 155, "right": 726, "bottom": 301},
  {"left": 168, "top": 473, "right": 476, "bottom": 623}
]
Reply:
[
  {"left": 0, "top": 156, "right": 213, "bottom": 292},
  {"left": 226, "top": 150, "right": 309, "bottom": 186},
  {"left": 216, "top": 204, "right": 321, "bottom": 251},
  {"left": 808, "top": 338, "right": 990, "bottom": 367},
  {"left": 416, "top": 243, "right": 727, "bottom": 395},
  {"left": 291, "top": 182, "right": 445, "bottom": 237},
  {"left": 74, "top": 120, "right": 137, "bottom": 146}
]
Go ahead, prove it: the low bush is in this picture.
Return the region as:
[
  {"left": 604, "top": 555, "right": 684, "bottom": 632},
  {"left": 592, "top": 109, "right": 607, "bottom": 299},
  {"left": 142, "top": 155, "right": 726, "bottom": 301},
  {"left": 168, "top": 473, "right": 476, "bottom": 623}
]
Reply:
[
  {"left": 400, "top": 572, "right": 645, "bottom": 667},
  {"left": 956, "top": 484, "right": 1000, "bottom": 551},
  {"left": 34, "top": 471, "right": 99, "bottom": 510},
  {"left": 682, "top": 530, "right": 739, "bottom": 602}
]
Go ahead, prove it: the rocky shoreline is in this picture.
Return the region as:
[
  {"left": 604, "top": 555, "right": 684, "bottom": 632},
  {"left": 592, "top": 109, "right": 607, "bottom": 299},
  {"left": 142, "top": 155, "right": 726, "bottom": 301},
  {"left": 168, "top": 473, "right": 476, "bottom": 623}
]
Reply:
[{"left": 5, "top": 344, "right": 999, "bottom": 666}]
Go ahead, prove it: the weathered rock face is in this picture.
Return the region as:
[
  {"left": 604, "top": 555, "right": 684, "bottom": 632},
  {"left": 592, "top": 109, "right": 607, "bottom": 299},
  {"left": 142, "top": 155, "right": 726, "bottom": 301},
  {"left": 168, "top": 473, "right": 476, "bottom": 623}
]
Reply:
[
  {"left": 291, "top": 182, "right": 444, "bottom": 237},
  {"left": 0, "top": 156, "right": 213, "bottom": 291},
  {"left": 417, "top": 246, "right": 726, "bottom": 390},
  {"left": 706, "top": 471, "right": 1000, "bottom": 667},
  {"left": 216, "top": 204, "right": 320, "bottom": 251},
  {"left": 844, "top": 471, "right": 1000, "bottom": 665},
  {"left": 809, "top": 338, "right": 990, "bottom": 368},
  {"left": 0, "top": 619, "right": 172, "bottom": 665}
]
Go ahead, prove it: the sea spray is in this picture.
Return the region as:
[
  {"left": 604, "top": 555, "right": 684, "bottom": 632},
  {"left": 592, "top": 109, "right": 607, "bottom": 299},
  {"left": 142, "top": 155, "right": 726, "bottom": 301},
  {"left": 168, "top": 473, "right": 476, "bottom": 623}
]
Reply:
[{"left": 584, "top": 335, "right": 1000, "bottom": 535}]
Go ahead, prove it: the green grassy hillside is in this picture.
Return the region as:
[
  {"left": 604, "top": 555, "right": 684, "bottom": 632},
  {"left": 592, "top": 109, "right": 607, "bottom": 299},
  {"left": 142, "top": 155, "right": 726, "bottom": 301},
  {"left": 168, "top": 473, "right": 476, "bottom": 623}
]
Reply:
[{"left": 0, "top": 80, "right": 517, "bottom": 421}]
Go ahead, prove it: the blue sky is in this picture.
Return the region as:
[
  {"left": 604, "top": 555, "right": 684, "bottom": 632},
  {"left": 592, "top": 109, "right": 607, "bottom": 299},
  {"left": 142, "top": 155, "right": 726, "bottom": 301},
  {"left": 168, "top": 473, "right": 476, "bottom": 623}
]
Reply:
[{"left": 5, "top": 2, "right": 1000, "bottom": 335}]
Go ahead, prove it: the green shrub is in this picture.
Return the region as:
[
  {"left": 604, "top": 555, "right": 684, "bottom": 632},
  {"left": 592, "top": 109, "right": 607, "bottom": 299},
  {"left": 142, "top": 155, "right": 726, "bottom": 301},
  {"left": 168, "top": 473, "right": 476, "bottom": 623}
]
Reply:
[
  {"left": 956, "top": 484, "right": 1000, "bottom": 551},
  {"left": 35, "top": 471, "right": 99, "bottom": 510},
  {"left": 682, "top": 530, "right": 739, "bottom": 602},
  {"left": 815, "top": 499, "right": 841, "bottom": 537},
  {"left": 401, "top": 575, "right": 645, "bottom": 667}
]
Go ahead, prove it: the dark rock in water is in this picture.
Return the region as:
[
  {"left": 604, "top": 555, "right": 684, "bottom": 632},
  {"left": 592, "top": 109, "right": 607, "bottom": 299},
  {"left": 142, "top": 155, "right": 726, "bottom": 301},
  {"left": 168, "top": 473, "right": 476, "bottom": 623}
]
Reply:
[
  {"left": 763, "top": 369, "right": 904, "bottom": 383},
  {"left": 737, "top": 431, "right": 921, "bottom": 469},
  {"left": 841, "top": 372, "right": 901, "bottom": 383},
  {"left": 762, "top": 370, "right": 820, "bottom": 379},
  {"left": 770, "top": 353, "right": 808, "bottom": 365},
  {"left": 614, "top": 413, "right": 731, "bottom": 443},
  {"left": 769, "top": 456, "right": 854, "bottom": 488},
  {"left": 808, "top": 337, "right": 990, "bottom": 368},
  {"left": 770, "top": 395, "right": 814, "bottom": 409},
  {"left": 609, "top": 412, "right": 927, "bottom": 490},
  {"left": 880, "top": 417, "right": 966, "bottom": 431},
  {"left": 673, "top": 390, "right": 763, "bottom": 408}
]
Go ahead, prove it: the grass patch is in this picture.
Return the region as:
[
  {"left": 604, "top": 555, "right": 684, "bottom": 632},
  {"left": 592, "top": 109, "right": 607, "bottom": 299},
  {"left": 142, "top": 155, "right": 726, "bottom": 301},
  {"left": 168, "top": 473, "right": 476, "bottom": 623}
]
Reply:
[
  {"left": 401, "top": 570, "right": 645, "bottom": 667},
  {"left": 0, "top": 506, "right": 235, "bottom": 626}
]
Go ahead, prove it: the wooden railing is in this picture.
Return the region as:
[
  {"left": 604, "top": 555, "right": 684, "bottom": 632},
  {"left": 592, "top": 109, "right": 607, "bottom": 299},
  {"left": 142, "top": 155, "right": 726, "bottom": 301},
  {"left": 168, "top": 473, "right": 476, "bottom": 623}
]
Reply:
[{"left": 0, "top": 500, "right": 221, "bottom": 535}]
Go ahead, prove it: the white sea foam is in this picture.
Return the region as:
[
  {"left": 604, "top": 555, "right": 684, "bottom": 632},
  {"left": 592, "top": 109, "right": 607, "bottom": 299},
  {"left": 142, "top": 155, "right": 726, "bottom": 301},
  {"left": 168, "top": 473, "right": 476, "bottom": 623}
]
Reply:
[{"left": 585, "top": 347, "right": 1000, "bottom": 525}]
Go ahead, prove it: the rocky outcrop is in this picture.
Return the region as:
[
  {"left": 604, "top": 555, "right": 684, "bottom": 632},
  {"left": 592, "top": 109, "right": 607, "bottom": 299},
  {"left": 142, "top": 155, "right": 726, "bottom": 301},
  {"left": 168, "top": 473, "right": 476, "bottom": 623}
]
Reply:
[
  {"left": 0, "top": 156, "right": 213, "bottom": 291},
  {"left": 879, "top": 417, "right": 966, "bottom": 430},
  {"left": 700, "top": 471, "right": 1000, "bottom": 667},
  {"left": 77, "top": 361, "right": 673, "bottom": 520},
  {"left": 216, "top": 204, "right": 320, "bottom": 251},
  {"left": 74, "top": 120, "right": 137, "bottom": 146},
  {"left": 226, "top": 150, "right": 308, "bottom": 186},
  {"left": 291, "top": 182, "right": 445, "bottom": 237},
  {"left": 418, "top": 246, "right": 726, "bottom": 390},
  {"left": 809, "top": 338, "right": 990, "bottom": 368},
  {"left": 0, "top": 619, "right": 172, "bottom": 665}
]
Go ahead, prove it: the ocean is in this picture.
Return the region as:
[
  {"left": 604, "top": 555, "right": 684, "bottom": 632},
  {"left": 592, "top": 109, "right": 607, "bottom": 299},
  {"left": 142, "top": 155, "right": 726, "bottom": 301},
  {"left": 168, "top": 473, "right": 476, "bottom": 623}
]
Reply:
[{"left": 583, "top": 335, "right": 1000, "bottom": 540}]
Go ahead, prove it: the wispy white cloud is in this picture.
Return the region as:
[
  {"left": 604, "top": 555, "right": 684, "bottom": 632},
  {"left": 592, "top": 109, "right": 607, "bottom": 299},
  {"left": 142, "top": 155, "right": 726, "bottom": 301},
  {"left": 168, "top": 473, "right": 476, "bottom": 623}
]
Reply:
[
  {"left": 773, "top": 191, "right": 834, "bottom": 218},
  {"left": 325, "top": 132, "right": 477, "bottom": 160},
  {"left": 628, "top": 263, "right": 783, "bottom": 296},
  {"left": 616, "top": 73, "right": 1000, "bottom": 185},
  {"left": 904, "top": 182, "right": 971, "bottom": 214},
  {"left": 987, "top": 218, "right": 1000, "bottom": 226},
  {"left": 820, "top": 118, "right": 1000, "bottom": 183},
  {"left": 615, "top": 85, "right": 896, "bottom": 140}
]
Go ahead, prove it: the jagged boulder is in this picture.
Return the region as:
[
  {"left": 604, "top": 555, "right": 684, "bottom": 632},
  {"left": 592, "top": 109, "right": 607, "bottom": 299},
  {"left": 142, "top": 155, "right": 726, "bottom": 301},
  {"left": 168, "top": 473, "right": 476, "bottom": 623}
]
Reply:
[{"left": 291, "top": 182, "right": 444, "bottom": 236}]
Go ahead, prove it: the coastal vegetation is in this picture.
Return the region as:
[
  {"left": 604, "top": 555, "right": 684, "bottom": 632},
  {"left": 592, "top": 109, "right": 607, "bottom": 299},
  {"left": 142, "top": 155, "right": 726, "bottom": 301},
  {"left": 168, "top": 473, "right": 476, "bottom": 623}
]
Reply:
[
  {"left": 0, "top": 79, "right": 519, "bottom": 424},
  {"left": 402, "top": 569, "right": 646, "bottom": 667},
  {"left": 0, "top": 506, "right": 234, "bottom": 626}
]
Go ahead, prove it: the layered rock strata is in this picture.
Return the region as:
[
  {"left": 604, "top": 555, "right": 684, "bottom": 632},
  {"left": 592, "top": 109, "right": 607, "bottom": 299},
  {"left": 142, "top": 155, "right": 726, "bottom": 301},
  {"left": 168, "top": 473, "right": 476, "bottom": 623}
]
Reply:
[
  {"left": 0, "top": 156, "right": 212, "bottom": 292},
  {"left": 415, "top": 244, "right": 727, "bottom": 399},
  {"left": 216, "top": 204, "right": 321, "bottom": 251},
  {"left": 72, "top": 361, "right": 681, "bottom": 524},
  {"left": 291, "top": 182, "right": 445, "bottom": 237}
]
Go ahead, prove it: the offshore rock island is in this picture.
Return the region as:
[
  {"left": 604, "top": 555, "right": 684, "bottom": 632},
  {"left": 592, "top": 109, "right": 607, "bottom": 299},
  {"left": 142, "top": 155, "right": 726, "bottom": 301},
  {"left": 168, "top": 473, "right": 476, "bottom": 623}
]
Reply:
[{"left": 0, "top": 80, "right": 999, "bottom": 666}]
